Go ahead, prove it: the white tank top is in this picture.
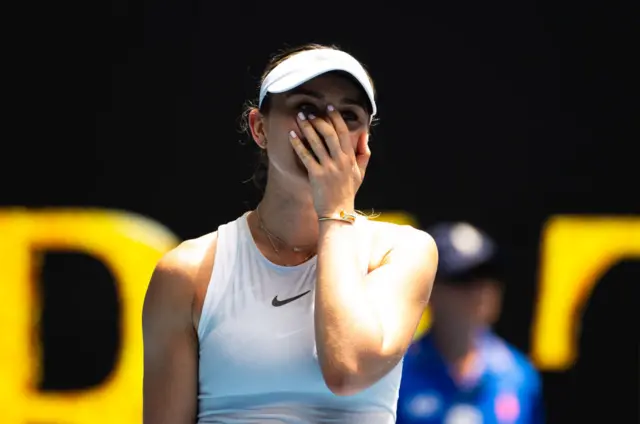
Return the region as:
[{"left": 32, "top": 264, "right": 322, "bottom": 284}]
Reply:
[{"left": 197, "top": 213, "right": 402, "bottom": 423}]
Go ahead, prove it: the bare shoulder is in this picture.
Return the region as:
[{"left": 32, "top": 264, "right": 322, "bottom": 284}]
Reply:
[
  {"left": 143, "top": 232, "right": 218, "bottom": 330},
  {"left": 363, "top": 219, "right": 438, "bottom": 301},
  {"left": 156, "top": 232, "right": 218, "bottom": 282},
  {"left": 367, "top": 219, "right": 437, "bottom": 258}
]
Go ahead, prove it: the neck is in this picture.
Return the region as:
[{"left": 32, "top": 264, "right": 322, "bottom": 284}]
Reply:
[{"left": 256, "top": 177, "right": 319, "bottom": 249}]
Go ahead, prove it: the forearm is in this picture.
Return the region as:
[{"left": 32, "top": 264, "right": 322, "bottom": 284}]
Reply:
[{"left": 314, "top": 220, "right": 384, "bottom": 388}]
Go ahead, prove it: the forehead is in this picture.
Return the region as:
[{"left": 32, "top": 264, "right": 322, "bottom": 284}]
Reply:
[
  {"left": 301, "top": 73, "right": 362, "bottom": 96},
  {"left": 288, "top": 72, "right": 367, "bottom": 108}
]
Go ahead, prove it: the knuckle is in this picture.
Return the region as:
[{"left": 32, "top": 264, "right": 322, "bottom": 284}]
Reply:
[
  {"left": 310, "top": 140, "right": 324, "bottom": 152},
  {"left": 323, "top": 164, "right": 336, "bottom": 175},
  {"left": 337, "top": 152, "right": 351, "bottom": 165}
]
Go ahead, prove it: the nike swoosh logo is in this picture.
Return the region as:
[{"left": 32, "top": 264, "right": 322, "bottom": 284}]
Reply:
[{"left": 272, "top": 290, "right": 311, "bottom": 307}]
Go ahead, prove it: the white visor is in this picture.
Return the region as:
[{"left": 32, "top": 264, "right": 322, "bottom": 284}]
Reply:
[{"left": 258, "top": 49, "right": 377, "bottom": 118}]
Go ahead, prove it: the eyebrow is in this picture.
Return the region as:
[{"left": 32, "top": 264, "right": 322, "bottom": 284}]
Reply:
[{"left": 285, "top": 87, "right": 365, "bottom": 109}]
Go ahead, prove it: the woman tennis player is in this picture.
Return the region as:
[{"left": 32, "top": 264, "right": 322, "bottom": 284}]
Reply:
[{"left": 142, "top": 43, "right": 438, "bottom": 424}]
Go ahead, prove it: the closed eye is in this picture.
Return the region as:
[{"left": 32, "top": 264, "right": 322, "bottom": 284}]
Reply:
[
  {"left": 296, "top": 102, "right": 321, "bottom": 116},
  {"left": 340, "top": 110, "right": 359, "bottom": 122},
  {"left": 295, "top": 101, "right": 363, "bottom": 125}
]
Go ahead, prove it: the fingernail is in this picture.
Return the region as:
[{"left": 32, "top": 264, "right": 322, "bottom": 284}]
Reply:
[
  {"left": 308, "top": 113, "right": 316, "bottom": 120},
  {"left": 297, "top": 112, "right": 306, "bottom": 121},
  {"left": 327, "top": 104, "right": 335, "bottom": 112},
  {"left": 289, "top": 130, "right": 297, "bottom": 138}
]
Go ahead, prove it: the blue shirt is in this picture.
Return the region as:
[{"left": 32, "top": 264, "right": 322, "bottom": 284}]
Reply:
[{"left": 397, "top": 331, "right": 544, "bottom": 424}]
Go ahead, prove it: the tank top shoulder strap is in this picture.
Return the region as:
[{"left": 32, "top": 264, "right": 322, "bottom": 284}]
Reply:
[{"left": 197, "top": 213, "right": 246, "bottom": 340}]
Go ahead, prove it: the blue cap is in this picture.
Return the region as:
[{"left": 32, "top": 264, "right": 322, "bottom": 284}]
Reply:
[{"left": 428, "top": 222, "right": 499, "bottom": 283}]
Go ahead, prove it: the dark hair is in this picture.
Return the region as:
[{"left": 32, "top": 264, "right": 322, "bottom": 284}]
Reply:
[{"left": 240, "top": 43, "right": 377, "bottom": 193}]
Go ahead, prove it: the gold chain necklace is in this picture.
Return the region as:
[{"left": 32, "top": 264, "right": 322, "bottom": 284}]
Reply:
[{"left": 255, "top": 205, "right": 316, "bottom": 262}]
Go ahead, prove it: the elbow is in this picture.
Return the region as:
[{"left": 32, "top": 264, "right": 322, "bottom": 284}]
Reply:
[
  {"left": 319, "top": 361, "right": 370, "bottom": 396},
  {"left": 322, "top": 370, "right": 363, "bottom": 396},
  {"left": 318, "top": 342, "right": 387, "bottom": 396},
  {"left": 320, "top": 348, "right": 402, "bottom": 396}
]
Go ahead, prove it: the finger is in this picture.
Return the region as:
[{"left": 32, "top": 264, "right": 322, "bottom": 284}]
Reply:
[
  {"left": 326, "top": 104, "right": 353, "bottom": 155},
  {"left": 296, "top": 112, "right": 330, "bottom": 164},
  {"left": 289, "top": 130, "right": 321, "bottom": 173},
  {"left": 306, "top": 113, "right": 342, "bottom": 158}
]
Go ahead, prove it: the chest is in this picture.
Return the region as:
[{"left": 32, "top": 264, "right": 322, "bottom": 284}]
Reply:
[{"left": 199, "top": 278, "right": 330, "bottom": 397}]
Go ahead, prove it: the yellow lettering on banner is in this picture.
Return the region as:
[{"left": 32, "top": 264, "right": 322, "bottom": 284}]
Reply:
[
  {"left": 531, "top": 216, "right": 640, "bottom": 370},
  {"left": 0, "top": 209, "right": 179, "bottom": 424},
  {"left": 372, "top": 211, "right": 432, "bottom": 341}
]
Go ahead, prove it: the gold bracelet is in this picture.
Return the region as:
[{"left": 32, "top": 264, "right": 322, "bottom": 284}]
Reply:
[{"left": 318, "top": 210, "right": 357, "bottom": 224}]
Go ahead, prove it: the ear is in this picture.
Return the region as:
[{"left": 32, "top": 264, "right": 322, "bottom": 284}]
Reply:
[{"left": 248, "top": 108, "right": 267, "bottom": 149}]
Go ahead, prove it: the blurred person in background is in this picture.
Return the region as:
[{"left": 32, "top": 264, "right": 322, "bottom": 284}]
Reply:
[
  {"left": 396, "top": 222, "right": 544, "bottom": 424},
  {"left": 142, "top": 43, "right": 438, "bottom": 424}
]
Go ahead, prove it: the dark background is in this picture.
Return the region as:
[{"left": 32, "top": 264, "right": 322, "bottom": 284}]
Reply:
[{"left": 5, "top": 1, "right": 637, "bottom": 423}]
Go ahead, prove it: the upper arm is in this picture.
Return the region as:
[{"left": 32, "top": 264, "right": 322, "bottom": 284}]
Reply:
[
  {"left": 143, "top": 247, "right": 199, "bottom": 424},
  {"left": 364, "top": 226, "right": 438, "bottom": 359}
]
